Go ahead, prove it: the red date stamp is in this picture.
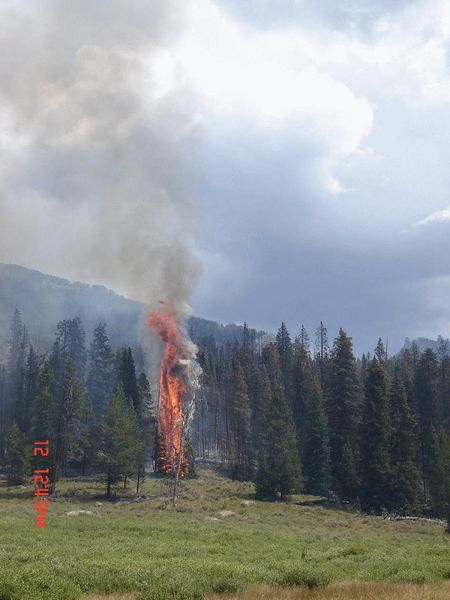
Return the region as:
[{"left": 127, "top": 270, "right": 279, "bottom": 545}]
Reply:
[{"left": 33, "top": 441, "right": 49, "bottom": 528}]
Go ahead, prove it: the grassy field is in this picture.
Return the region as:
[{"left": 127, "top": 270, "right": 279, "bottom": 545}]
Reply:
[{"left": 0, "top": 467, "right": 449, "bottom": 600}]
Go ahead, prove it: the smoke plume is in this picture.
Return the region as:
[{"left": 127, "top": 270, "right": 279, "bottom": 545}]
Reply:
[{"left": 0, "top": 0, "right": 200, "bottom": 315}]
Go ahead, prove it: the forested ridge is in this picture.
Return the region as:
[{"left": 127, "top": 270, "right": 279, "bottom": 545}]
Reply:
[
  {"left": 0, "top": 308, "right": 449, "bottom": 528},
  {"left": 191, "top": 322, "right": 449, "bottom": 524}
]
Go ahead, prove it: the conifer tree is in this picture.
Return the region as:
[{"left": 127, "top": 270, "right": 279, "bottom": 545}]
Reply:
[
  {"left": 428, "top": 428, "right": 450, "bottom": 520},
  {"left": 256, "top": 345, "right": 300, "bottom": 500},
  {"left": 302, "top": 376, "right": 330, "bottom": 496},
  {"left": 116, "top": 348, "right": 141, "bottom": 415},
  {"left": 326, "top": 329, "right": 362, "bottom": 500},
  {"left": 86, "top": 323, "right": 114, "bottom": 422},
  {"left": 228, "top": 361, "right": 252, "bottom": 481},
  {"left": 438, "top": 356, "right": 450, "bottom": 433},
  {"left": 50, "top": 360, "right": 85, "bottom": 491},
  {"left": 17, "top": 345, "right": 40, "bottom": 437},
  {"left": 297, "top": 324, "right": 310, "bottom": 354},
  {"left": 5, "top": 422, "right": 30, "bottom": 485},
  {"left": 138, "top": 372, "right": 154, "bottom": 488},
  {"left": 388, "top": 373, "right": 421, "bottom": 512},
  {"left": 31, "top": 361, "right": 54, "bottom": 444},
  {"left": 276, "top": 322, "right": 294, "bottom": 406},
  {"left": 103, "top": 384, "right": 140, "bottom": 497},
  {"left": 315, "top": 321, "right": 328, "bottom": 390},
  {"left": 414, "top": 349, "right": 439, "bottom": 502},
  {"left": 360, "top": 357, "right": 391, "bottom": 512},
  {"left": 5, "top": 310, "right": 27, "bottom": 445},
  {"left": 51, "top": 317, "right": 87, "bottom": 383}
]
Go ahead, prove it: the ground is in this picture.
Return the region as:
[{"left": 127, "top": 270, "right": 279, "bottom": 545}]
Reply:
[{"left": 0, "top": 467, "right": 448, "bottom": 599}]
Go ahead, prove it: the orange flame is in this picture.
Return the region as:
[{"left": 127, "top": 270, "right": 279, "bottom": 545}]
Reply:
[{"left": 148, "top": 302, "right": 190, "bottom": 475}]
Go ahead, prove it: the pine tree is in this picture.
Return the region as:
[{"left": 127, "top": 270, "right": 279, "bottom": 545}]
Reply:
[
  {"left": 256, "top": 345, "right": 300, "bottom": 500},
  {"left": 360, "top": 358, "right": 391, "bottom": 512},
  {"left": 428, "top": 428, "right": 450, "bottom": 521},
  {"left": 5, "top": 310, "right": 27, "bottom": 449},
  {"left": 50, "top": 360, "right": 85, "bottom": 492},
  {"left": 228, "top": 361, "right": 252, "bottom": 481},
  {"left": 102, "top": 384, "right": 140, "bottom": 498},
  {"left": 5, "top": 422, "right": 30, "bottom": 485},
  {"left": 86, "top": 323, "right": 114, "bottom": 422},
  {"left": 51, "top": 317, "right": 87, "bottom": 384},
  {"left": 297, "top": 325, "right": 310, "bottom": 354},
  {"left": 388, "top": 373, "right": 421, "bottom": 512},
  {"left": 414, "top": 349, "right": 439, "bottom": 503},
  {"left": 276, "top": 322, "right": 294, "bottom": 406},
  {"left": 31, "top": 361, "right": 54, "bottom": 444},
  {"left": 17, "top": 345, "right": 40, "bottom": 437},
  {"left": 438, "top": 356, "right": 450, "bottom": 434},
  {"left": 374, "top": 338, "right": 387, "bottom": 365},
  {"left": 138, "top": 372, "right": 154, "bottom": 489},
  {"left": 315, "top": 321, "right": 328, "bottom": 390},
  {"left": 302, "top": 376, "right": 330, "bottom": 496},
  {"left": 116, "top": 348, "right": 141, "bottom": 415},
  {"left": 326, "top": 329, "right": 362, "bottom": 500}
]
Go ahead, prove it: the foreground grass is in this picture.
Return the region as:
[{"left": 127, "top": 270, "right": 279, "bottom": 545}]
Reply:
[
  {"left": 82, "top": 581, "right": 450, "bottom": 600},
  {"left": 213, "top": 581, "right": 450, "bottom": 600},
  {"left": 0, "top": 468, "right": 448, "bottom": 599}
]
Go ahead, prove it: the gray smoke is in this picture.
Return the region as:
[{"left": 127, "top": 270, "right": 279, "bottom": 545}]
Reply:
[{"left": 0, "top": 0, "right": 201, "bottom": 315}]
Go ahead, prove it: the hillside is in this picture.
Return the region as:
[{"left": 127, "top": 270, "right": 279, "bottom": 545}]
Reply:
[{"left": 0, "top": 263, "right": 263, "bottom": 357}]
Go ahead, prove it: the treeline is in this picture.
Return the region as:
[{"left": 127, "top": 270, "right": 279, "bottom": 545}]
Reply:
[
  {"left": 192, "top": 323, "right": 450, "bottom": 521},
  {"left": 0, "top": 309, "right": 156, "bottom": 496}
]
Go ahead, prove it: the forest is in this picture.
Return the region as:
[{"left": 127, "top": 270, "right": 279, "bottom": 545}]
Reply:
[{"left": 0, "top": 308, "right": 449, "bottom": 526}]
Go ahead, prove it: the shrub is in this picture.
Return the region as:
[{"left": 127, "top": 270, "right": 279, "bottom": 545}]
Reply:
[{"left": 280, "top": 566, "right": 330, "bottom": 588}]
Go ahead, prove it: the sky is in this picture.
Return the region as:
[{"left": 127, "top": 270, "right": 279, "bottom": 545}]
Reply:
[{"left": 1, "top": 0, "right": 450, "bottom": 354}]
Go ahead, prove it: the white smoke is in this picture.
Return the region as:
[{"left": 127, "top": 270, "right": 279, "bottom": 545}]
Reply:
[{"left": 0, "top": 0, "right": 201, "bottom": 315}]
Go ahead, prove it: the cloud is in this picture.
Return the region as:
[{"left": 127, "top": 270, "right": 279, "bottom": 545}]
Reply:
[
  {"left": 2, "top": 0, "right": 450, "bottom": 353},
  {"left": 186, "top": 0, "right": 450, "bottom": 352},
  {"left": 414, "top": 206, "right": 450, "bottom": 227}
]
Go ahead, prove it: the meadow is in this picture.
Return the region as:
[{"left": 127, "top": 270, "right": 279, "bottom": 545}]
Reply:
[{"left": 0, "top": 468, "right": 448, "bottom": 600}]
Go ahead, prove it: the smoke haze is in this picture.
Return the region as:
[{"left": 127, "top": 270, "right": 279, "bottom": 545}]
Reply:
[{"left": 0, "top": 0, "right": 200, "bottom": 315}]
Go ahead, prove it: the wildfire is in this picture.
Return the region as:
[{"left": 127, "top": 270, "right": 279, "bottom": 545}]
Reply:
[{"left": 148, "top": 302, "right": 191, "bottom": 476}]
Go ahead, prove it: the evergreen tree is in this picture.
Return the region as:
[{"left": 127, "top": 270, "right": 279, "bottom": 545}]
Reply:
[
  {"left": 414, "top": 349, "right": 439, "bottom": 502},
  {"left": 50, "top": 360, "right": 85, "bottom": 491},
  {"left": 256, "top": 345, "right": 300, "bottom": 500},
  {"left": 326, "top": 329, "right": 362, "bottom": 500},
  {"left": 360, "top": 358, "right": 391, "bottom": 512},
  {"left": 297, "top": 325, "right": 310, "bottom": 354},
  {"left": 388, "top": 373, "right": 421, "bottom": 512},
  {"left": 138, "top": 372, "right": 154, "bottom": 487},
  {"left": 31, "top": 361, "right": 54, "bottom": 444},
  {"left": 228, "top": 361, "right": 253, "bottom": 481},
  {"left": 17, "top": 345, "right": 40, "bottom": 437},
  {"left": 315, "top": 321, "right": 328, "bottom": 390},
  {"left": 51, "top": 317, "right": 86, "bottom": 383},
  {"left": 102, "top": 384, "right": 140, "bottom": 498},
  {"left": 86, "top": 323, "right": 114, "bottom": 422},
  {"left": 276, "top": 322, "right": 294, "bottom": 406},
  {"left": 438, "top": 356, "right": 450, "bottom": 434},
  {"left": 4, "top": 310, "right": 27, "bottom": 448},
  {"left": 116, "top": 348, "right": 141, "bottom": 415},
  {"left": 5, "top": 422, "right": 30, "bottom": 485},
  {"left": 302, "top": 376, "right": 330, "bottom": 496},
  {"left": 428, "top": 428, "right": 450, "bottom": 521}
]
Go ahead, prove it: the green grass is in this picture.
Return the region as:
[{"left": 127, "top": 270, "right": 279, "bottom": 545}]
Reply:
[{"left": 0, "top": 468, "right": 448, "bottom": 600}]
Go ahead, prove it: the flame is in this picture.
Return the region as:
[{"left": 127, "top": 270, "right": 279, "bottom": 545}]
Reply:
[{"left": 148, "top": 302, "right": 190, "bottom": 475}]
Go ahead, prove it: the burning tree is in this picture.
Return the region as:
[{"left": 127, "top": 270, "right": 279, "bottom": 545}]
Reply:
[{"left": 148, "top": 302, "right": 200, "bottom": 506}]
